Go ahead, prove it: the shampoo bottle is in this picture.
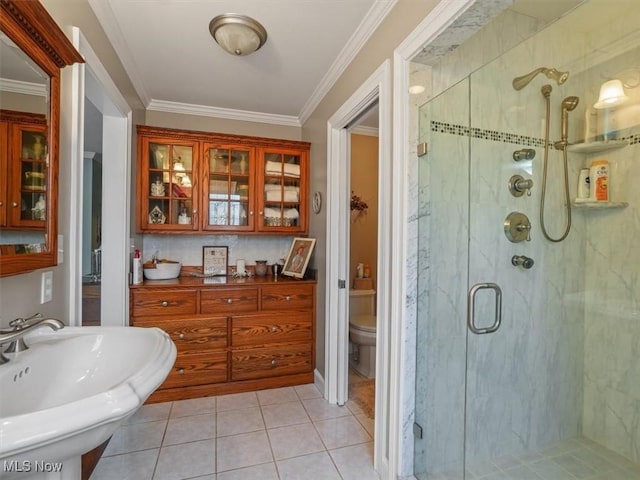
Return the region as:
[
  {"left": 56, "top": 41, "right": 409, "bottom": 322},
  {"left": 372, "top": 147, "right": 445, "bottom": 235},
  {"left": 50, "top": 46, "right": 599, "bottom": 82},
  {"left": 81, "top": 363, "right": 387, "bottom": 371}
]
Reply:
[
  {"left": 133, "top": 249, "right": 143, "bottom": 284},
  {"left": 589, "top": 159, "right": 609, "bottom": 202}
]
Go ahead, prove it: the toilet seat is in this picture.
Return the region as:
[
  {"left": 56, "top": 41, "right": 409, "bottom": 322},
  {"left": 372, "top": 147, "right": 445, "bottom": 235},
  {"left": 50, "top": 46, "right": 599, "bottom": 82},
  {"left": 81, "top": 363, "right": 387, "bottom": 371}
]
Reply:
[{"left": 349, "top": 314, "right": 376, "bottom": 333}]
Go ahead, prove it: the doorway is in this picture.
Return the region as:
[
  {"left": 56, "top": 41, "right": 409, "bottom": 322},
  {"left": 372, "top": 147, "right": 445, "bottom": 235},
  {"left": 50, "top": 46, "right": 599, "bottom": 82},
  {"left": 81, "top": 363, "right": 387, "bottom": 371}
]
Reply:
[
  {"left": 69, "top": 27, "right": 132, "bottom": 327},
  {"left": 325, "top": 60, "right": 391, "bottom": 476},
  {"left": 81, "top": 99, "right": 103, "bottom": 325},
  {"left": 346, "top": 104, "right": 379, "bottom": 442}
]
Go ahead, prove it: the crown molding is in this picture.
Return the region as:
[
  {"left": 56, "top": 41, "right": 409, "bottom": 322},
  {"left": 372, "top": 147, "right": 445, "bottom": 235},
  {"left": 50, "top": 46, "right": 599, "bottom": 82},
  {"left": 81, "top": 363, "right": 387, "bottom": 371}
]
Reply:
[
  {"left": 0, "top": 77, "right": 47, "bottom": 96},
  {"left": 350, "top": 125, "right": 379, "bottom": 137},
  {"left": 88, "top": 0, "right": 150, "bottom": 106},
  {"left": 297, "top": 0, "right": 397, "bottom": 125},
  {"left": 147, "top": 99, "right": 301, "bottom": 127}
]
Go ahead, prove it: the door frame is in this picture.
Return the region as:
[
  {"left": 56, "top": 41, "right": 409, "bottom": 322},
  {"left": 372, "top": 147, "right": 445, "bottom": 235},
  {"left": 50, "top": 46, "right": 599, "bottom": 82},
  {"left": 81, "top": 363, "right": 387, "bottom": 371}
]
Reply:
[
  {"left": 325, "top": 59, "right": 391, "bottom": 475},
  {"left": 68, "top": 27, "right": 132, "bottom": 326},
  {"left": 389, "top": 0, "right": 478, "bottom": 476}
]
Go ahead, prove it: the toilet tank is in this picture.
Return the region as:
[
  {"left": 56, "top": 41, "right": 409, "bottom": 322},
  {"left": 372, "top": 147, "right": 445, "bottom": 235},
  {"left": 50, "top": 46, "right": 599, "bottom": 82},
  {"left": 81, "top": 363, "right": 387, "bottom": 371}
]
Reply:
[{"left": 349, "top": 289, "right": 376, "bottom": 317}]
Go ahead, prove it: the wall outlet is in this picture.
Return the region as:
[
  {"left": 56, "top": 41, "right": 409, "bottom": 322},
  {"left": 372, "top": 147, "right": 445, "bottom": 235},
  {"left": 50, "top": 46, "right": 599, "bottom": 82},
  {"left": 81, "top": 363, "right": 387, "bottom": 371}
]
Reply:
[{"left": 40, "top": 271, "right": 53, "bottom": 304}]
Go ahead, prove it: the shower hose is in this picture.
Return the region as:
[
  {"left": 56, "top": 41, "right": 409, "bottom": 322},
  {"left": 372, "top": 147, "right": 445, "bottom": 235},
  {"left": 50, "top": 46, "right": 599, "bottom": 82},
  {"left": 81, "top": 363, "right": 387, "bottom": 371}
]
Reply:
[{"left": 540, "top": 89, "right": 572, "bottom": 242}]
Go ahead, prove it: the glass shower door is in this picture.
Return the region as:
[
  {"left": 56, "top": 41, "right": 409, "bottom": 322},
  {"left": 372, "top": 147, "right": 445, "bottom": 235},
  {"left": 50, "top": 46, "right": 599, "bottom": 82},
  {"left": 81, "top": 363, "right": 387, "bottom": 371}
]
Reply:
[{"left": 414, "top": 77, "right": 471, "bottom": 480}]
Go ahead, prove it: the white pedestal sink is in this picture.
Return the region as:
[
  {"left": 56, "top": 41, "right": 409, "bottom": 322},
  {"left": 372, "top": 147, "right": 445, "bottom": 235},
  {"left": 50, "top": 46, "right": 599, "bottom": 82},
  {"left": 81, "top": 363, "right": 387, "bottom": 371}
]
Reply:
[{"left": 0, "top": 326, "right": 176, "bottom": 479}]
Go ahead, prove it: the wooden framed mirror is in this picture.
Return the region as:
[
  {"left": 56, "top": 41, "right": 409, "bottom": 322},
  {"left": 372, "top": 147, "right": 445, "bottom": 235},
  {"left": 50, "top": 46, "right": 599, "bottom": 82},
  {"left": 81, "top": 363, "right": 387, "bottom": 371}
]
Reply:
[{"left": 0, "top": 0, "right": 83, "bottom": 276}]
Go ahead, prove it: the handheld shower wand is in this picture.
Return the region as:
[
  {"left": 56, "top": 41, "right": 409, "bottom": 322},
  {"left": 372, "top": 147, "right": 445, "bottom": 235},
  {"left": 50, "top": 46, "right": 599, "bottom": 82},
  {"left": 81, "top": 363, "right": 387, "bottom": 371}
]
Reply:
[
  {"left": 539, "top": 88, "right": 579, "bottom": 242},
  {"left": 556, "top": 96, "right": 580, "bottom": 148}
]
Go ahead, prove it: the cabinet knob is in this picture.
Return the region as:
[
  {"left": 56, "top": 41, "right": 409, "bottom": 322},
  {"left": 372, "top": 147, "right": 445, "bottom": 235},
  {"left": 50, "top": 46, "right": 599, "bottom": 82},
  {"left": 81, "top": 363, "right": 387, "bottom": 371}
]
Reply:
[
  {"left": 177, "top": 368, "right": 185, "bottom": 375},
  {"left": 270, "top": 326, "right": 278, "bottom": 333},
  {"left": 0, "top": 201, "right": 3, "bottom": 206},
  {"left": 161, "top": 301, "right": 169, "bottom": 307},
  {"left": 259, "top": 211, "right": 263, "bottom": 215},
  {"left": 285, "top": 295, "right": 291, "bottom": 301},
  {"left": 178, "top": 333, "right": 185, "bottom": 339},
  {"left": 227, "top": 298, "right": 233, "bottom": 304},
  {"left": 193, "top": 209, "right": 198, "bottom": 215},
  {"left": 249, "top": 211, "right": 254, "bottom": 216},
  {"left": 11, "top": 202, "right": 18, "bottom": 208},
  {"left": 271, "top": 359, "right": 277, "bottom": 367}
]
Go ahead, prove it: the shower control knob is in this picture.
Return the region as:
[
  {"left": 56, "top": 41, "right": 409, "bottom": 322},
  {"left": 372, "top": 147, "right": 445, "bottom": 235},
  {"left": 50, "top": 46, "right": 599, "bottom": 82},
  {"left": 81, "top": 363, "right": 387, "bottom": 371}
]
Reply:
[
  {"left": 508, "top": 175, "right": 534, "bottom": 197},
  {"left": 512, "top": 148, "right": 536, "bottom": 162},
  {"left": 504, "top": 212, "right": 532, "bottom": 243},
  {"left": 512, "top": 255, "right": 535, "bottom": 269}
]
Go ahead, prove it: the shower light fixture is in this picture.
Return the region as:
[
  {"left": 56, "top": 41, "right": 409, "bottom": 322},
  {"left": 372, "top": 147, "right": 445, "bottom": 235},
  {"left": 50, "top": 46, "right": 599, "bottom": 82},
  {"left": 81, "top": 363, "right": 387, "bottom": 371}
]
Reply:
[
  {"left": 209, "top": 14, "right": 267, "bottom": 56},
  {"left": 594, "top": 79, "right": 628, "bottom": 109}
]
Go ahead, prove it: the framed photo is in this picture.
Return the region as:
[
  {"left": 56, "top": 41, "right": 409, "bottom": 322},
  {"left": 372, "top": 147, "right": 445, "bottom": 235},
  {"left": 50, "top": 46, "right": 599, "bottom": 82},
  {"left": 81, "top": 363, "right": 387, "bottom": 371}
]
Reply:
[
  {"left": 203, "top": 246, "right": 228, "bottom": 276},
  {"left": 282, "top": 237, "right": 316, "bottom": 278}
]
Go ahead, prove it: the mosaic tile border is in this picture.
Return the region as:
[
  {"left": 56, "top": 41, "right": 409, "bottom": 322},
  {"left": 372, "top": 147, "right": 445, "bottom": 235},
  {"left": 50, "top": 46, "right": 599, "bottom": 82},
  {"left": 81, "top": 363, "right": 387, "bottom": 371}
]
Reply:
[{"left": 431, "top": 120, "right": 640, "bottom": 147}]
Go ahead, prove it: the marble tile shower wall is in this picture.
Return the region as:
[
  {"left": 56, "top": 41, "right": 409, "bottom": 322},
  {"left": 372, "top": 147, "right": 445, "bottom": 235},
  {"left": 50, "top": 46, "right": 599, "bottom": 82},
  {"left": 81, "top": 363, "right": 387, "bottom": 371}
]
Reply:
[
  {"left": 141, "top": 235, "right": 294, "bottom": 268},
  {"left": 576, "top": 7, "right": 640, "bottom": 462}
]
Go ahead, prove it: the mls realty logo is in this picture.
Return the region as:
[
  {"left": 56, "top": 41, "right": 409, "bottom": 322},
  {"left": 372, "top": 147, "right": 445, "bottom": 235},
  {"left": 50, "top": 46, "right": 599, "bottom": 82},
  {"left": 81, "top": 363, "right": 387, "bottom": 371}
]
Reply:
[{"left": 3, "top": 460, "right": 63, "bottom": 474}]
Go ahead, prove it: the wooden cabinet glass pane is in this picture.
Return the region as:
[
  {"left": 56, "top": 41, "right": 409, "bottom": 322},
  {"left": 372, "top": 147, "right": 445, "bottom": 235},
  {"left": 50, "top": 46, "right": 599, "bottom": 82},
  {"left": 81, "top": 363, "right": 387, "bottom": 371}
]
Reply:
[
  {"left": 263, "top": 152, "right": 301, "bottom": 227},
  {"left": 17, "top": 129, "right": 47, "bottom": 226},
  {"left": 207, "top": 147, "right": 250, "bottom": 227},
  {"left": 147, "top": 142, "right": 194, "bottom": 226}
]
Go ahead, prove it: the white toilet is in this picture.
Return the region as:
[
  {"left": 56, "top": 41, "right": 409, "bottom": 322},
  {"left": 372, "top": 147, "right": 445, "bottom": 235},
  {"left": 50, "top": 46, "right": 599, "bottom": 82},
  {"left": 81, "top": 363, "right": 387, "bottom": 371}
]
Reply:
[{"left": 349, "top": 289, "right": 377, "bottom": 378}]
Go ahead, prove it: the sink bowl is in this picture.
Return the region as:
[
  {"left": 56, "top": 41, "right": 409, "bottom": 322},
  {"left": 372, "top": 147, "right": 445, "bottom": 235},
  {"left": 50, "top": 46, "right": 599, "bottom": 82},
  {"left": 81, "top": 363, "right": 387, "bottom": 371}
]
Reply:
[{"left": 0, "top": 326, "right": 176, "bottom": 478}]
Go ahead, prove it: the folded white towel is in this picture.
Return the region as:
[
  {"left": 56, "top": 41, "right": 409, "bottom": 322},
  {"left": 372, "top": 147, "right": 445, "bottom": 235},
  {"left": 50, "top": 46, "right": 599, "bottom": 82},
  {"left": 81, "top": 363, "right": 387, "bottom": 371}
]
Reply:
[
  {"left": 265, "top": 161, "right": 300, "bottom": 178},
  {"left": 265, "top": 188, "right": 299, "bottom": 202},
  {"left": 284, "top": 208, "right": 299, "bottom": 219},
  {"left": 263, "top": 207, "right": 281, "bottom": 218},
  {"left": 283, "top": 163, "right": 300, "bottom": 177},
  {"left": 265, "top": 160, "right": 282, "bottom": 175}
]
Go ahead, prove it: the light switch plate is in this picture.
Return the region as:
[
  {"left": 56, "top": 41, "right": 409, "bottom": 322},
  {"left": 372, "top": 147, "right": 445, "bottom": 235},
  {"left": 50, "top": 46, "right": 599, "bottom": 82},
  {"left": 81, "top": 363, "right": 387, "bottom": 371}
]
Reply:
[{"left": 41, "top": 270, "right": 53, "bottom": 304}]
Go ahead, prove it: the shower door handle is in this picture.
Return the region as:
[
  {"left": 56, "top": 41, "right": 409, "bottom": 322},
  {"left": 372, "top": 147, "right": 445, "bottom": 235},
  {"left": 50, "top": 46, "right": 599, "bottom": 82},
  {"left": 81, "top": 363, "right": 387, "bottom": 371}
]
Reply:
[{"left": 467, "top": 283, "right": 502, "bottom": 334}]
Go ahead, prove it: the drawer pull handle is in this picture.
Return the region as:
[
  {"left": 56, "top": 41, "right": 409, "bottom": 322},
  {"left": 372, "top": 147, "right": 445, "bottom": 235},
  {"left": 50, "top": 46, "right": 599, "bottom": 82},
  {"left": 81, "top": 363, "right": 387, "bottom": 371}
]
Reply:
[
  {"left": 271, "top": 359, "right": 277, "bottom": 367},
  {"left": 177, "top": 368, "right": 185, "bottom": 375},
  {"left": 285, "top": 295, "right": 291, "bottom": 301},
  {"left": 270, "top": 326, "right": 278, "bottom": 332},
  {"left": 178, "top": 333, "right": 185, "bottom": 339},
  {"left": 161, "top": 301, "right": 169, "bottom": 307},
  {"left": 227, "top": 298, "right": 233, "bottom": 304}
]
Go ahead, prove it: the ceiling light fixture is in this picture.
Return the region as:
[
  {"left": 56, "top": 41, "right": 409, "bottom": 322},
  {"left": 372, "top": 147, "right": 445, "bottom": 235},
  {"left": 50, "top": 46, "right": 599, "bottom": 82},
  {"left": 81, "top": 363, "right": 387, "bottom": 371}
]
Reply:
[{"left": 209, "top": 13, "right": 267, "bottom": 56}]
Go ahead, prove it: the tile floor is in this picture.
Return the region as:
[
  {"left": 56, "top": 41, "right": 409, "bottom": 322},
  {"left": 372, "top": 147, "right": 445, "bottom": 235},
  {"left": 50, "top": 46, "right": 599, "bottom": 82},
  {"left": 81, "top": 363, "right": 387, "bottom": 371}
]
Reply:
[
  {"left": 90, "top": 383, "right": 377, "bottom": 480},
  {"left": 418, "top": 436, "right": 640, "bottom": 480}
]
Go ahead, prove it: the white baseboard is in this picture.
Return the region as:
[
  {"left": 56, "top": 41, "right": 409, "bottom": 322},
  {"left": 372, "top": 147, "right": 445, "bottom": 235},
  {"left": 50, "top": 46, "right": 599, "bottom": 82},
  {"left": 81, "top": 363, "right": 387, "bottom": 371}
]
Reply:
[{"left": 314, "top": 368, "right": 325, "bottom": 398}]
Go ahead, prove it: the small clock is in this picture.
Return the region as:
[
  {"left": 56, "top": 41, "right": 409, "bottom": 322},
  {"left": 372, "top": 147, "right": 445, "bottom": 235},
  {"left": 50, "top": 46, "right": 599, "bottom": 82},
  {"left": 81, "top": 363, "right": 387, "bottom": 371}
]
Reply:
[{"left": 312, "top": 191, "right": 322, "bottom": 214}]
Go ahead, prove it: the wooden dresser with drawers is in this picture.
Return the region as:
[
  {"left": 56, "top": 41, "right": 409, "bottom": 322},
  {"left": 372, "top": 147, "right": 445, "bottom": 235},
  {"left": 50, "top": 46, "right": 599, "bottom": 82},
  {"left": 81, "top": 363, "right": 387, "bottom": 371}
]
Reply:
[{"left": 130, "top": 275, "right": 315, "bottom": 402}]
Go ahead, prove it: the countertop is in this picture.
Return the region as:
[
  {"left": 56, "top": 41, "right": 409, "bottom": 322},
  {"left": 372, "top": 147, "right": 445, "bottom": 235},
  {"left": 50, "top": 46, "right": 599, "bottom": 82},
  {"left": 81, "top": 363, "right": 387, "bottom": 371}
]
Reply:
[{"left": 130, "top": 274, "right": 316, "bottom": 289}]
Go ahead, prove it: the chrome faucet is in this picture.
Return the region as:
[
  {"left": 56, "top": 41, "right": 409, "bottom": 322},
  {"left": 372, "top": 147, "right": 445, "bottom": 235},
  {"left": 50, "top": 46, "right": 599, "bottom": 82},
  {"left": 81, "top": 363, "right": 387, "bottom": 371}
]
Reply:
[{"left": 0, "top": 313, "right": 64, "bottom": 364}]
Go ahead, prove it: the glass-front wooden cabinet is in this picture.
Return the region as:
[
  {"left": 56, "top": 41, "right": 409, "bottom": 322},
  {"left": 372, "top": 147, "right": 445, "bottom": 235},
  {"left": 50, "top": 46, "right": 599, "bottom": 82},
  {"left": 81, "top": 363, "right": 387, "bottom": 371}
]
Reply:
[
  {"left": 257, "top": 147, "right": 308, "bottom": 233},
  {"left": 138, "top": 136, "right": 199, "bottom": 231},
  {"left": 204, "top": 144, "right": 254, "bottom": 232},
  {"left": 136, "top": 125, "right": 310, "bottom": 235},
  {"left": 0, "top": 111, "right": 48, "bottom": 232}
]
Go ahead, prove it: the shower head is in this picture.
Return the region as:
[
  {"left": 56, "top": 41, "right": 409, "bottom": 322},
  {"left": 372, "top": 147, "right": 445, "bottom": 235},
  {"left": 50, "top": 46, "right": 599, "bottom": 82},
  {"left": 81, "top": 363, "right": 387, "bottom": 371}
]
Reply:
[{"left": 513, "top": 67, "right": 570, "bottom": 90}]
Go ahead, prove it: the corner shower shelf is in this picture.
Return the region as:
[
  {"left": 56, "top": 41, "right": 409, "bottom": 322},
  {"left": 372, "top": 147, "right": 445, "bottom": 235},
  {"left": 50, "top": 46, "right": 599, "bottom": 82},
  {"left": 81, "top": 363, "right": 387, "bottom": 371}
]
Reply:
[
  {"left": 567, "top": 140, "right": 628, "bottom": 154},
  {"left": 573, "top": 201, "right": 629, "bottom": 209}
]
